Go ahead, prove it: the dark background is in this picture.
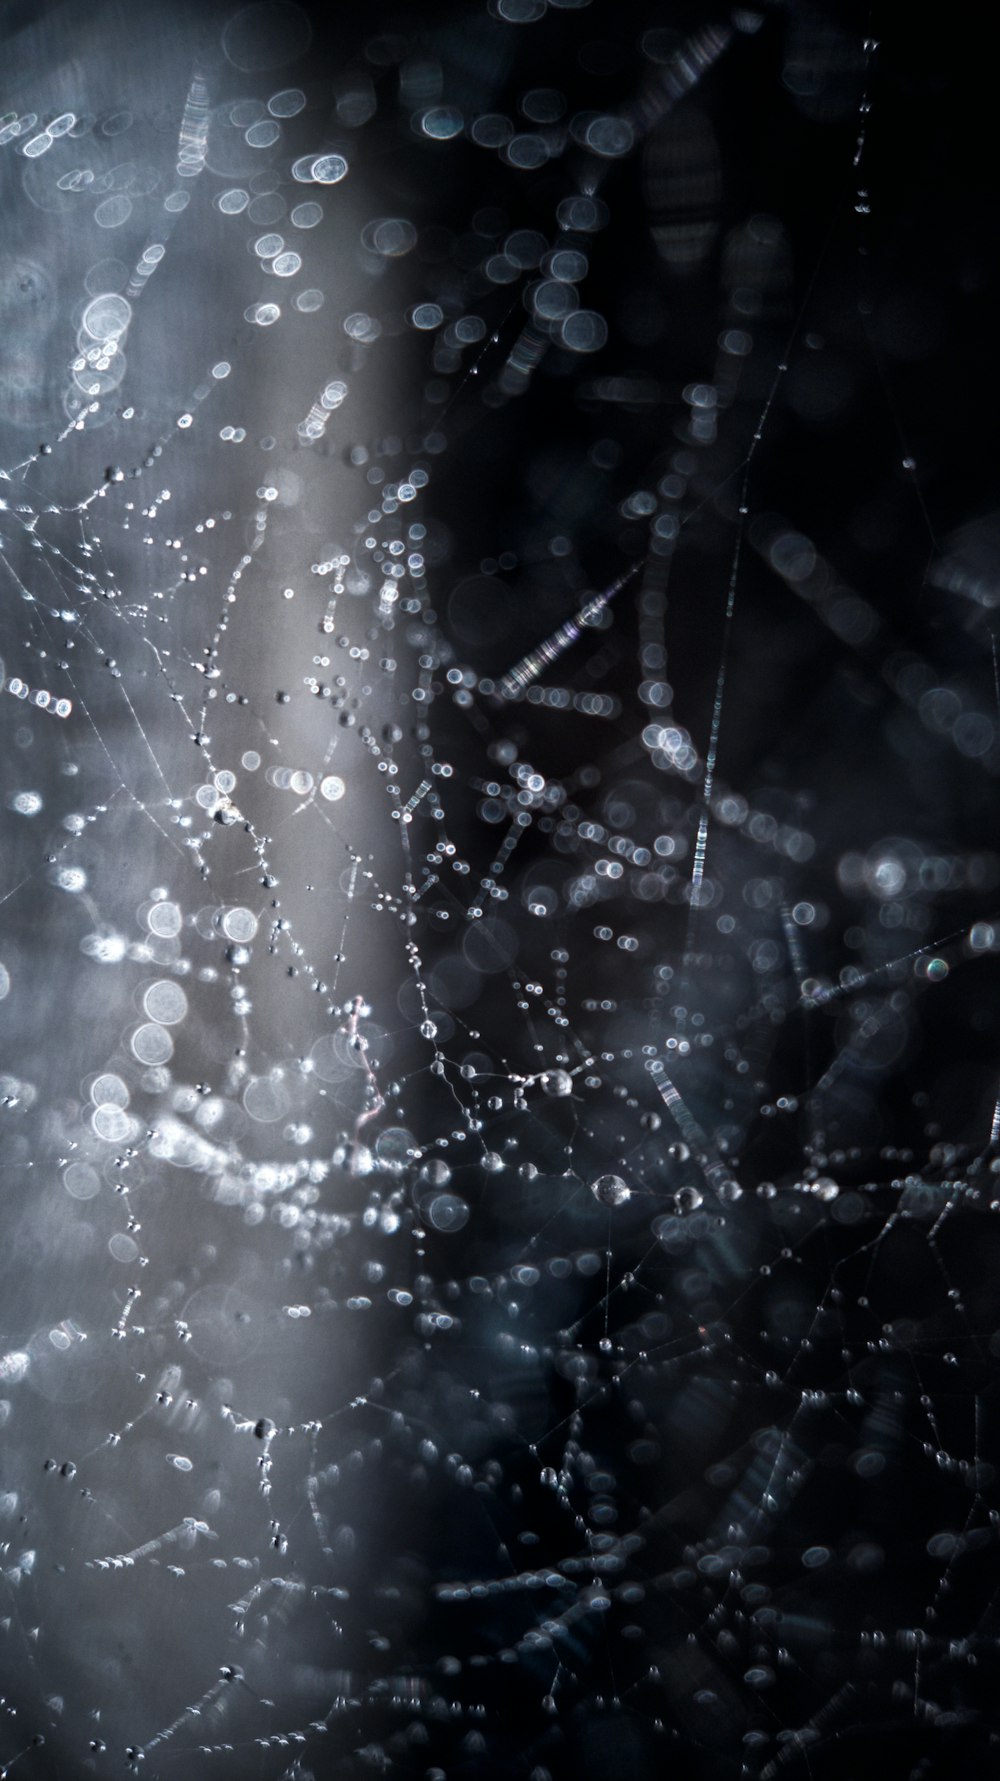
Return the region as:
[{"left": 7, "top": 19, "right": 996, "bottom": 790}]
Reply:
[{"left": 2, "top": 1, "right": 1000, "bottom": 1777}]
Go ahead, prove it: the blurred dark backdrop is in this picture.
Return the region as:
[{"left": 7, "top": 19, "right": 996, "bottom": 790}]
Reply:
[{"left": 2, "top": 3, "right": 1000, "bottom": 1778}]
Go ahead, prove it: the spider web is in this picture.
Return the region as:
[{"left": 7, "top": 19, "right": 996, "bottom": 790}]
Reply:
[{"left": 2, "top": 2, "right": 999, "bottom": 1778}]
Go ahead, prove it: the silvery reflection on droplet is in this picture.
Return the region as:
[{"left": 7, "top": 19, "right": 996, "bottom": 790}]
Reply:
[
  {"left": 541, "top": 1068, "right": 574, "bottom": 1097},
  {"left": 291, "top": 151, "right": 348, "bottom": 184},
  {"left": 81, "top": 291, "right": 131, "bottom": 340},
  {"left": 26, "top": 1320, "right": 103, "bottom": 1403},
  {"left": 419, "top": 1157, "right": 452, "bottom": 1189},
  {"left": 590, "top": 1173, "right": 631, "bottom": 1206},
  {"left": 811, "top": 1176, "right": 840, "bottom": 1201},
  {"left": 131, "top": 1022, "right": 173, "bottom": 1065},
  {"left": 147, "top": 899, "right": 182, "bottom": 937},
  {"left": 560, "top": 309, "right": 608, "bottom": 353},
  {"left": 221, "top": 906, "right": 258, "bottom": 942},
  {"left": 246, "top": 119, "right": 281, "bottom": 148},
  {"left": 410, "top": 302, "right": 444, "bottom": 330},
  {"left": 676, "top": 1184, "right": 704, "bottom": 1211},
  {"left": 375, "top": 1126, "right": 418, "bottom": 1170},
  {"left": 424, "top": 1192, "right": 470, "bottom": 1233},
  {"left": 243, "top": 1073, "right": 290, "bottom": 1122},
  {"left": 90, "top": 1071, "right": 128, "bottom": 1107},
  {"left": 142, "top": 978, "right": 188, "bottom": 1025},
  {"left": 269, "top": 86, "right": 306, "bottom": 118},
  {"left": 92, "top": 1103, "right": 135, "bottom": 1142},
  {"left": 63, "top": 1161, "right": 101, "bottom": 1201}
]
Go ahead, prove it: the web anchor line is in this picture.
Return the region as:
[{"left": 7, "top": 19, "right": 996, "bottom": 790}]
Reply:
[{"left": 496, "top": 559, "right": 646, "bottom": 701}]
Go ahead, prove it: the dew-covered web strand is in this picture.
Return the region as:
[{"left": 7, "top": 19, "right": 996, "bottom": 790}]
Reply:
[
  {"left": 681, "top": 206, "right": 845, "bottom": 986},
  {"left": 850, "top": 34, "right": 941, "bottom": 603}
]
